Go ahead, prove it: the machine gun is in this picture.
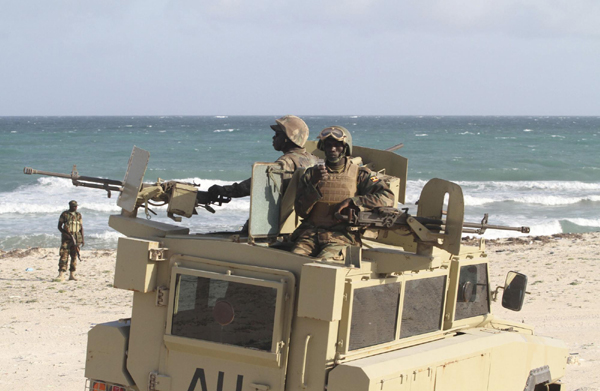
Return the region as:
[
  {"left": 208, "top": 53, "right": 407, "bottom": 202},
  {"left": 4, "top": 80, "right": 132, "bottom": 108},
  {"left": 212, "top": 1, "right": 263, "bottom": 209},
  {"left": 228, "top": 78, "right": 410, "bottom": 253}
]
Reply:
[
  {"left": 68, "top": 233, "right": 83, "bottom": 263},
  {"left": 337, "top": 207, "right": 529, "bottom": 235},
  {"left": 23, "top": 147, "right": 231, "bottom": 221},
  {"left": 336, "top": 206, "right": 529, "bottom": 253}
]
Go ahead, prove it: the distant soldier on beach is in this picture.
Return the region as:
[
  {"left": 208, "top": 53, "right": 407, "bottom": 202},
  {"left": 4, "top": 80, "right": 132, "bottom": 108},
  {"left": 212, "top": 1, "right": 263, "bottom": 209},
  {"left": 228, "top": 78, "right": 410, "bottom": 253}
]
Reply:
[
  {"left": 208, "top": 115, "right": 318, "bottom": 199},
  {"left": 56, "top": 200, "right": 84, "bottom": 281}
]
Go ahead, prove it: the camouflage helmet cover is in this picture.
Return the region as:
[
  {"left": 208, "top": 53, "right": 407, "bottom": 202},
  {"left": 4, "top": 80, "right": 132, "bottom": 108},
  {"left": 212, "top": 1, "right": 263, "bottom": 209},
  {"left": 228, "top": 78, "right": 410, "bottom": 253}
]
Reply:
[
  {"left": 317, "top": 126, "right": 353, "bottom": 156},
  {"left": 271, "top": 115, "right": 309, "bottom": 148},
  {"left": 69, "top": 200, "right": 78, "bottom": 206}
]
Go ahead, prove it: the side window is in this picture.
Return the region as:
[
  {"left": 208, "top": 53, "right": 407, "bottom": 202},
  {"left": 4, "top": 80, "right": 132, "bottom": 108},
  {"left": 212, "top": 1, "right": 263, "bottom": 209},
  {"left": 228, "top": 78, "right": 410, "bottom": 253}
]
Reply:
[
  {"left": 455, "top": 263, "right": 489, "bottom": 320},
  {"left": 349, "top": 283, "right": 401, "bottom": 351},
  {"left": 171, "top": 274, "right": 277, "bottom": 351},
  {"left": 400, "top": 276, "right": 447, "bottom": 338}
]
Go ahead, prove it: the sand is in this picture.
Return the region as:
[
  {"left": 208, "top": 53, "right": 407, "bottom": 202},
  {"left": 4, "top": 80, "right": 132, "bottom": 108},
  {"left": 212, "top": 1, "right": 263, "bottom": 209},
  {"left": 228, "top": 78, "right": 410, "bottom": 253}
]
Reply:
[{"left": 1, "top": 233, "right": 598, "bottom": 391}]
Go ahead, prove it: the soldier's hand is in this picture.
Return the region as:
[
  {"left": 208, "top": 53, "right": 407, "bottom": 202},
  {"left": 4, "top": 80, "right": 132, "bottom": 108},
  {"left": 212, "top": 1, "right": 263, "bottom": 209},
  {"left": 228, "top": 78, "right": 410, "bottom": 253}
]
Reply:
[
  {"left": 310, "top": 164, "right": 328, "bottom": 185},
  {"left": 81, "top": 240, "right": 85, "bottom": 247},
  {"left": 334, "top": 198, "right": 354, "bottom": 220}
]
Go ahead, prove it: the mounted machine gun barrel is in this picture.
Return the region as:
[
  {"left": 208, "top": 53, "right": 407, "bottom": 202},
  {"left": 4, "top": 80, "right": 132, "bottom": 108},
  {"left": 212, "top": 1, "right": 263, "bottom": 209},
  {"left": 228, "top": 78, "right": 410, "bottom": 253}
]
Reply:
[
  {"left": 23, "top": 146, "right": 230, "bottom": 221},
  {"left": 338, "top": 206, "right": 530, "bottom": 245},
  {"left": 24, "top": 165, "right": 122, "bottom": 197},
  {"left": 461, "top": 213, "right": 530, "bottom": 234}
]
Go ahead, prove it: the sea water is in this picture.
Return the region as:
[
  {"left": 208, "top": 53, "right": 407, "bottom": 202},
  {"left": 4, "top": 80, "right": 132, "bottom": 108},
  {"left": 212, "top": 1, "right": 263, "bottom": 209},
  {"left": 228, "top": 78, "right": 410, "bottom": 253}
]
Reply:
[{"left": 1, "top": 115, "right": 599, "bottom": 250}]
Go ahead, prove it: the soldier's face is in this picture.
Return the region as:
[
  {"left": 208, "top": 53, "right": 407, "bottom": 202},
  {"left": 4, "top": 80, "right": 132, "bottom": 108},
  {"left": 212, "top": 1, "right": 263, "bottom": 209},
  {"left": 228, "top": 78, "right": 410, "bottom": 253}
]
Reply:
[
  {"left": 324, "top": 138, "right": 345, "bottom": 161},
  {"left": 69, "top": 204, "right": 77, "bottom": 212},
  {"left": 272, "top": 131, "right": 287, "bottom": 151}
]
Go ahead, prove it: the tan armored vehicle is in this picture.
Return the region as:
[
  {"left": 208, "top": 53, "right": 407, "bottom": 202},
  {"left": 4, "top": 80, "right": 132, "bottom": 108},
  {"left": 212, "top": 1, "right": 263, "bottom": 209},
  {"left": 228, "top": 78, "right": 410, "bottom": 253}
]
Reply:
[{"left": 25, "top": 143, "right": 567, "bottom": 391}]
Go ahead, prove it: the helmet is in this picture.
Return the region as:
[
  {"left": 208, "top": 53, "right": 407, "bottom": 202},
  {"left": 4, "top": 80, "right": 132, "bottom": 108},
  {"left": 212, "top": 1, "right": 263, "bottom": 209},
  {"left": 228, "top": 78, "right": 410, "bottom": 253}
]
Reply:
[
  {"left": 317, "top": 126, "right": 352, "bottom": 156},
  {"left": 270, "top": 115, "right": 309, "bottom": 148},
  {"left": 69, "top": 200, "right": 78, "bottom": 206}
]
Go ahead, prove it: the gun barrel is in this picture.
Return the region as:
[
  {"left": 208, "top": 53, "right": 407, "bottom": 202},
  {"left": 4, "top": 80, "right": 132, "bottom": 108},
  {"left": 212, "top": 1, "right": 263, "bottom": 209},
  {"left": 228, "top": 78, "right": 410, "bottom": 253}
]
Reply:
[
  {"left": 24, "top": 167, "right": 72, "bottom": 179},
  {"left": 385, "top": 143, "right": 404, "bottom": 152},
  {"left": 462, "top": 222, "right": 530, "bottom": 234},
  {"left": 77, "top": 175, "right": 123, "bottom": 186},
  {"left": 24, "top": 167, "right": 123, "bottom": 186}
]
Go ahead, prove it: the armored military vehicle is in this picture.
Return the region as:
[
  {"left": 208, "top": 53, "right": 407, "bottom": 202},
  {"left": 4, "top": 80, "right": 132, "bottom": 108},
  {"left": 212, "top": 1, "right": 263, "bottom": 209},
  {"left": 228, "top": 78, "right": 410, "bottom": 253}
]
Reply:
[{"left": 25, "top": 142, "right": 567, "bottom": 391}]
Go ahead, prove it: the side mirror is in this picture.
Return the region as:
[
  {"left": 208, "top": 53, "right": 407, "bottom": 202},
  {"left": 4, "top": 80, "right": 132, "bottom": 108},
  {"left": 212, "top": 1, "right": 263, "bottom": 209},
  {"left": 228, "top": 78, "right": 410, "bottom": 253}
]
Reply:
[{"left": 502, "top": 271, "right": 527, "bottom": 311}]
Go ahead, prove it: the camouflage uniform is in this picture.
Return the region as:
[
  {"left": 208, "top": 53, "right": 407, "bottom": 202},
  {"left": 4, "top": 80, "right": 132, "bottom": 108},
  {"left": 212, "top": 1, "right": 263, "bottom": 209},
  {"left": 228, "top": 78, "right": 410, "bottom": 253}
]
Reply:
[
  {"left": 58, "top": 209, "right": 83, "bottom": 272},
  {"left": 291, "top": 159, "right": 395, "bottom": 259}
]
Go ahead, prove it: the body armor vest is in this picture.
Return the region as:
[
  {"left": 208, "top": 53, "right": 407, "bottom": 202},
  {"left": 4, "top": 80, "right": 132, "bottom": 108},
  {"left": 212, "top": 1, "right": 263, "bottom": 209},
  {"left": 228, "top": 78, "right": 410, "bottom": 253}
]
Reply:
[
  {"left": 62, "top": 211, "right": 82, "bottom": 242},
  {"left": 308, "top": 163, "right": 359, "bottom": 228}
]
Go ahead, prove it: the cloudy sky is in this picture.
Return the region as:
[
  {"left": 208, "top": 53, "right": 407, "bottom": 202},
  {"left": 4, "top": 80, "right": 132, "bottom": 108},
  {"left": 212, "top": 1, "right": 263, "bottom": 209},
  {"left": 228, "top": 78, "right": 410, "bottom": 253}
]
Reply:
[{"left": 1, "top": 0, "right": 598, "bottom": 116}]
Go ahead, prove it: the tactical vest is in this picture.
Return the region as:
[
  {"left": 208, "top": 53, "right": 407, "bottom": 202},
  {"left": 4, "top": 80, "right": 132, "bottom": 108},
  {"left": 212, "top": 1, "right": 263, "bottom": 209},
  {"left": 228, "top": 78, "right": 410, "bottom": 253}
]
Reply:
[
  {"left": 62, "top": 211, "right": 82, "bottom": 241},
  {"left": 308, "top": 163, "right": 359, "bottom": 228}
]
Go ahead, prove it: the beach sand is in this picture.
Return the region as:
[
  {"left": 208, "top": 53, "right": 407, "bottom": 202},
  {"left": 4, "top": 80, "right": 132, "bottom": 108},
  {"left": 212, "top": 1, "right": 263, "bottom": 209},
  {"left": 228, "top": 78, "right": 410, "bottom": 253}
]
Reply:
[{"left": 1, "top": 233, "right": 599, "bottom": 391}]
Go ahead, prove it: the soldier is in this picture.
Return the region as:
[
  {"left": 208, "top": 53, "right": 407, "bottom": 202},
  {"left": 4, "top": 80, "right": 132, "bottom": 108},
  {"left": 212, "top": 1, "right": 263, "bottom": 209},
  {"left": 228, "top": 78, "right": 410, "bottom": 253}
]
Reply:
[
  {"left": 208, "top": 115, "right": 318, "bottom": 199},
  {"left": 291, "top": 126, "right": 395, "bottom": 259},
  {"left": 56, "top": 200, "right": 84, "bottom": 281}
]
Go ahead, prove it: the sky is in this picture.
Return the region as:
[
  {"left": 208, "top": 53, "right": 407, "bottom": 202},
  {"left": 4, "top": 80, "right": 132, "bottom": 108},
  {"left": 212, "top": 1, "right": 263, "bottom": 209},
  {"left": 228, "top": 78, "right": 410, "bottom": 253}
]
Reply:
[{"left": 1, "top": 0, "right": 599, "bottom": 116}]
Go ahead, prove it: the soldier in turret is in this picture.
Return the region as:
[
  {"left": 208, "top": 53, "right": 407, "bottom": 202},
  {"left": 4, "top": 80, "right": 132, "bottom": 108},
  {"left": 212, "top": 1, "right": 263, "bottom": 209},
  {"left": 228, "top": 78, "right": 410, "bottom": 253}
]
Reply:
[
  {"left": 56, "top": 200, "right": 84, "bottom": 281},
  {"left": 208, "top": 115, "right": 318, "bottom": 198},
  {"left": 291, "top": 126, "right": 395, "bottom": 259}
]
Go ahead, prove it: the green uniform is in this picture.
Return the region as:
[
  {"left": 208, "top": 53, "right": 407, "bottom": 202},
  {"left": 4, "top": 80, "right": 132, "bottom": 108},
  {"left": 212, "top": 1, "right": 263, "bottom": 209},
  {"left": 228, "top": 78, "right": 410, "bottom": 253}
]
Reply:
[
  {"left": 58, "top": 210, "right": 83, "bottom": 272},
  {"left": 291, "top": 158, "right": 395, "bottom": 259}
]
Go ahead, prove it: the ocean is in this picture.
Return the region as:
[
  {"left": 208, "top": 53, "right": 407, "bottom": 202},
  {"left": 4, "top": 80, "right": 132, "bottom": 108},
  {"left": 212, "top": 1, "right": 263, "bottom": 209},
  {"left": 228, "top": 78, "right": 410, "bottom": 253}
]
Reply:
[{"left": 1, "top": 116, "right": 599, "bottom": 250}]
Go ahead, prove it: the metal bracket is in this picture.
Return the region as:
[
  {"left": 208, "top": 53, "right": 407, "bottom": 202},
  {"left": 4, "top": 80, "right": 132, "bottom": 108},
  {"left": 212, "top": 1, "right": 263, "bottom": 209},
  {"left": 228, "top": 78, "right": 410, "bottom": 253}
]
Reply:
[
  {"left": 407, "top": 217, "right": 443, "bottom": 243},
  {"left": 156, "top": 286, "right": 169, "bottom": 307},
  {"left": 149, "top": 248, "right": 168, "bottom": 261},
  {"left": 149, "top": 371, "right": 171, "bottom": 391},
  {"left": 344, "top": 245, "right": 362, "bottom": 268},
  {"left": 524, "top": 365, "right": 551, "bottom": 391}
]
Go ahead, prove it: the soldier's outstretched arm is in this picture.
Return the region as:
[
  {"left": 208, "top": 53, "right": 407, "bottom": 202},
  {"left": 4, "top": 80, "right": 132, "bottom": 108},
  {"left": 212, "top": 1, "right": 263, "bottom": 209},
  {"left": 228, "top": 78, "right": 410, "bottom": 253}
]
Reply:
[{"left": 208, "top": 178, "right": 251, "bottom": 199}]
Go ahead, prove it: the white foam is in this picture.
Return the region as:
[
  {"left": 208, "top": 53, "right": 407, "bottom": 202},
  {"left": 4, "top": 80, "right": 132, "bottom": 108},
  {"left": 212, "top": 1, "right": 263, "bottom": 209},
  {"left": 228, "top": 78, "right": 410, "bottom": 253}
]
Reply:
[
  {"left": 463, "top": 195, "right": 495, "bottom": 206},
  {"left": 87, "top": 231, "right": 124, "bottom": 240},
  {"left": 510, "top": 195, "right": 600, "bottom": 206},
  {"left": 455, "top": 180, "right": 600, "bottom": 192},
  {"left": 563, "top": 218, "right": 600, "bottom": 228},
  {"left": 213, "top": 129, "right": 236, "bottom": 133}
]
